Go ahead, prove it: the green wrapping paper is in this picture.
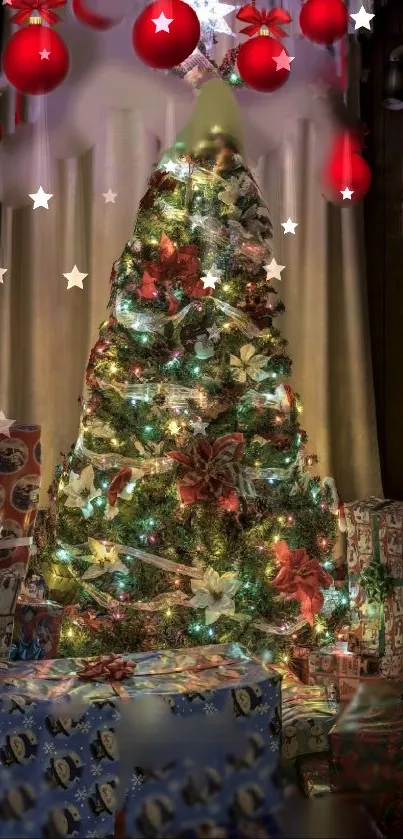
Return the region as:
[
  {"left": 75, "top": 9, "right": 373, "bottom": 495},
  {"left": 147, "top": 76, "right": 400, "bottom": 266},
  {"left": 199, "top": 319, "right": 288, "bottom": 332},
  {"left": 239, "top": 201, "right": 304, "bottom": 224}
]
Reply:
[
  {"left": 345, "top": 499, "right": 403, "bottom": 677},
  {"left": 330, "top": 680, "right": 403, "bottom": 794}
]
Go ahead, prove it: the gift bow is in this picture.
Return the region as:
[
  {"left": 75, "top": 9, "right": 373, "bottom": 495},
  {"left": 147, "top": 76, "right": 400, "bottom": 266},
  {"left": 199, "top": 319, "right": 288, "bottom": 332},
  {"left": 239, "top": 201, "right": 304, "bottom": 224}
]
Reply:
[
  {"left": 236, "top": 5, "right": 292, "bottom": 39},
  {"left": 168, "top": 433, "right": 254, "bottom": 507},
  {"left": 11, "top": 0, "right": 67, "bottom": 25},
  {"left": 77, "top": 654, "right": 135, "bottom": 682},
  {"left": 107, "top": 467, "right": 134, "bottom": 507}
]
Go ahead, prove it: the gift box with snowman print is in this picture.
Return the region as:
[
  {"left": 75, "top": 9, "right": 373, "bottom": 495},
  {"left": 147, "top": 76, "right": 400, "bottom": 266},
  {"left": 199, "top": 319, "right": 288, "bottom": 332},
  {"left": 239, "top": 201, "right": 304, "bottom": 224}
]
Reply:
[
  {"left": 0, "top": 643, "right": 283, "bottom": 839},
  {"left": 344, "top": 499, "right": 403, "bottom": 678},
  {"left": 273, "top": 664, "right": 338, "bottom": 762}
]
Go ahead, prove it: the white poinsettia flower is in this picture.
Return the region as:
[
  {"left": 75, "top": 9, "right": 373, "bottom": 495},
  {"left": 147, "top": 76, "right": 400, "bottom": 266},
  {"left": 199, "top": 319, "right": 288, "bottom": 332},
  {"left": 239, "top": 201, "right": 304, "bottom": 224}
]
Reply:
[
  {"left": 190, "top": 567, "right": 241, "bottom": 625},
  {"left": 230, "top": 344, "right": 270, "bottom": 384},
  {"left": 82, "top": 538, "right": 129, "bottom": 580},
  {"left": 62, "top": 465, "right": 101, "bottom": 518}
]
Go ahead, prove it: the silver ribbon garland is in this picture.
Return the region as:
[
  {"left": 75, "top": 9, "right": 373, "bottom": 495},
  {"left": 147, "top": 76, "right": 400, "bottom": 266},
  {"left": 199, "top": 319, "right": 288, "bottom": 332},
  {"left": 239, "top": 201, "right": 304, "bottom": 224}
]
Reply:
[
  {"left": 115, "top": 294, "right": 261, "bottom": 339},
  {"left": 61, "top": 540, "right": 306, "bottom": 636},
  {"left": 96, "top": 379, "right": 207, "bottom": 408}
]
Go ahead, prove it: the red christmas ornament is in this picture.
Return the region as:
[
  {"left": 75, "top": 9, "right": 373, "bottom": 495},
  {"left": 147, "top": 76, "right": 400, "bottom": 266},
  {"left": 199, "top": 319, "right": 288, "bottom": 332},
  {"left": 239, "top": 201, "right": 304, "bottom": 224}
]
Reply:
[
  {"left": 299, "top": 0, "right": 348, "bottom": 46},
  {"left": 323, "top": 132, "right": 372, "bottom": 203},
  {"left": 132, "top": 0, "right": 200, "bottom": 70},
  {"left": 72, "top": 0, "right": 123, "bottom": 30},
  {"left": 3, "top": 3, "right": 69, "bottom": 95},
  {"left": 236, "top": 5, "right": 293, "bottom": 93}
]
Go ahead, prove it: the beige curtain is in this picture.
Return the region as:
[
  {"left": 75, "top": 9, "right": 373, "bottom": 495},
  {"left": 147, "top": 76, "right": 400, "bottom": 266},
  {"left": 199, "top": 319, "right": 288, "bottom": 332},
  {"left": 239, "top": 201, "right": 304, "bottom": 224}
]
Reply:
[{"left": 0, "top": 93, "right": 382, "bottom": 507}]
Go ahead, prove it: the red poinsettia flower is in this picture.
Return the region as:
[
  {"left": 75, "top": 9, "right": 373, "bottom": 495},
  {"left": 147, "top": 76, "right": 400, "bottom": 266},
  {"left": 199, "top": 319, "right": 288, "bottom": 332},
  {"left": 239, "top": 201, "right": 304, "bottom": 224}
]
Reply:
[
  {"left": 271, "top": 540, "right": 333, "bottom": 625},
  {"left": 140, "top": 233, "right": 207, "bottom": 310},
  {"left": 168, "top": 434, "right": 245, "bottom": 508}
]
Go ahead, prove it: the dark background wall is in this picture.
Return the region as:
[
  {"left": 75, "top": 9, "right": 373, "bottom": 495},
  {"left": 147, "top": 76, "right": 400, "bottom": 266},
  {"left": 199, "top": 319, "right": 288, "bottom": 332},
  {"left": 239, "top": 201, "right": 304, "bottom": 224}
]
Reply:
[{"left": 361, "top": 0, "right": 403, "bottom": 499}]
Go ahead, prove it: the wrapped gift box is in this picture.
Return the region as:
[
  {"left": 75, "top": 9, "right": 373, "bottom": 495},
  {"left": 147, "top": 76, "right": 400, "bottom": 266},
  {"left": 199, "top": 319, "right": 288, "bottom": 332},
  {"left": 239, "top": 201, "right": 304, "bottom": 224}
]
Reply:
[
  {"left": 306, "top": 641, "right": 381, "bottom": 702},
  {"left": 345, "top": 498, "right": 403, "bottom": 676},
  {"left": 296, "top": 754, "right": 331, "bottom": 798},
  {"left": 9, "top": 598, "right": 64, "bottom": 660},
  {"left": 273, "top": 664, "right": 338, "bottom": 760},
  {"left": 330, "top": 680, "right": 403, "bottom": 794},
  {"left": 0, "top": 426, "right": 41, "bottom": 654},
  {"left": 0, "top": 425, "right": 41, "bottom": 543},
  {"left": 0, "top": 643, "right": 282, "bottom": 839}
]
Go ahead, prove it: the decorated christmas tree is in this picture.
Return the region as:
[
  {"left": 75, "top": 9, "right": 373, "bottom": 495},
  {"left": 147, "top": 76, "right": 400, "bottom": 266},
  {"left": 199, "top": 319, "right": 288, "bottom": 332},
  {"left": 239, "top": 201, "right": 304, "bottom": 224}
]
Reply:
[{"left": 38, "top": 80, "right": 346, "bottom": 659}]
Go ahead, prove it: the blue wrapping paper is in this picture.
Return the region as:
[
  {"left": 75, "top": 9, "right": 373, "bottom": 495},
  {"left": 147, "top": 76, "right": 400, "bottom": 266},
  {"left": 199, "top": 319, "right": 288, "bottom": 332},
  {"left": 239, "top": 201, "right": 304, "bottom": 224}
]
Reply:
[{"left": 0, "top": 643, "right": 282, "bottom": 839}]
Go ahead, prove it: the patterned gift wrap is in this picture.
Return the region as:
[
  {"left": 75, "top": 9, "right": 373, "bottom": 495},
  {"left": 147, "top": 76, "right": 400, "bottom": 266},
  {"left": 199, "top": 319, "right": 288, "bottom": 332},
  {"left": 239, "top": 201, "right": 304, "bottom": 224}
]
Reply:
[
  {"left": 307, "top": 641, "right": 381, "bottom": 702},
  {"left": 330, "top": 680, "right": 403, "bottom": 794},
  {"left": 9, "top": 599, "right": 64, "bottom": 661},
  {"left": 0, "top": 643, "right": 283, "bottom": 839},
  {"left": 0, "top": 427, "right": 42, "bottom": 652},
  {"left": 296, "top": 753, "right": 331, "bottom": 798},
  {"left": 273, "top": 664, "right": 338, "bottom": 761},
  {"left": 345, "top": 498, "right": 403, "bottom": 676}
]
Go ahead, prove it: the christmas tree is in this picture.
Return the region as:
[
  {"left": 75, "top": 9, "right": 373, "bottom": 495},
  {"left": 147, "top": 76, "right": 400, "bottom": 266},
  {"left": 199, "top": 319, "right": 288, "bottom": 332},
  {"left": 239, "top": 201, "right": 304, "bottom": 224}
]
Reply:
[{"left": 39, "top": 81, "right": 345, "bottom": 659}]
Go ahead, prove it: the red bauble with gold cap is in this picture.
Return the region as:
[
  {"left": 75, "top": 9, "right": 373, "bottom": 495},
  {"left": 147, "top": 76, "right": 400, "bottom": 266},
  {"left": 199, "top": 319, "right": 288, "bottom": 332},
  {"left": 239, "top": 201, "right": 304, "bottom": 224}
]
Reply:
[
  {"left": 236, "top": 5, "right": 293, "bottom": 93},
  {"left": 3, "top": 1, "right": 69, "bottom": 95}
]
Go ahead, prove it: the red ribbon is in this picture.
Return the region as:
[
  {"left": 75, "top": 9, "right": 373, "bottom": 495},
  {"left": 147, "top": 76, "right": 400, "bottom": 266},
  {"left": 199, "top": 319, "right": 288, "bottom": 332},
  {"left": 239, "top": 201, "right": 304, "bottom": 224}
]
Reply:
[
  {"left": 107, "top": 467, "right": 133, "bottom": 507},
  {"left": 10, "top": 0, "right": 67, "bottom": 25},
  {"left": 77, "top": 654, "right": 135, "bottom": 682},
  {"left": 168, "top": 433, "right": 245, "bottom": 507},
  {"left": 271, "top": 540, "right": 333, "bottom": 626},
  {"left": 236, "top": 5, "right": 292, "bottom": 39}
]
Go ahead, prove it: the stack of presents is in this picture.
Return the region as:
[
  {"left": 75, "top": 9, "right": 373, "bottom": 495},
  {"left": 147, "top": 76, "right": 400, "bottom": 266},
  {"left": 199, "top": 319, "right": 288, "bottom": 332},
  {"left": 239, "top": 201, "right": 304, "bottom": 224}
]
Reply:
[{"left": 1, "top": 425, "right": 403, "bottom": 838}]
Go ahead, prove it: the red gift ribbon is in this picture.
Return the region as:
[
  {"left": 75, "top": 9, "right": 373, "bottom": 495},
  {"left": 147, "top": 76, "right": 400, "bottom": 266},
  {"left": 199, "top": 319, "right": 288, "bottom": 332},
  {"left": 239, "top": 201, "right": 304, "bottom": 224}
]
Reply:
[
  {"left": 10, "top": 0, "right": 67, "bottom": 26},
  {"left": 107, "top": 467, "right": 133, "bottom": 507},
  {"left": 236, "top": 4, "right": 292, "bottom": 39},
  {"left": 77, "top": 654, "right": 135, "bottom": 682}
]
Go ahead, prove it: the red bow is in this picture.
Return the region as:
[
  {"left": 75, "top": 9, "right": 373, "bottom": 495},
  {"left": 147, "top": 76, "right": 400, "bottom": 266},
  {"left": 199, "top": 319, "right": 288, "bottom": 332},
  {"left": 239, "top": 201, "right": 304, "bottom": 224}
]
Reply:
[
  {"left": 140, "top": 233, "right": 205, "bottom": 313},
  {"left": 168, "top": 433, "right": 245, "bottom": 508},
  {"left": 107, "top": 467, "right": 133, "bottom": 507},
  {"left": 271, "top": 540, "right": 333, "bottom": 625},
  {"left": 10, "top": 0, "right": 67, "bottom": 26},
  {"left": 236, "top": 5, "right": 292, "bottom": 39},
  {"left": 77, "top": 654, "right": 134, "bottom": 682}
]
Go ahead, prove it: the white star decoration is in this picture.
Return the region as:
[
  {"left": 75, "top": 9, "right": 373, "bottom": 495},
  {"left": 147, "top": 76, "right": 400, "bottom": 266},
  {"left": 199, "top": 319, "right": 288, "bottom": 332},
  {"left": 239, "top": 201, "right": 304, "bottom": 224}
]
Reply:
[
  {"left": 341, "top": 187, "right": 354, "bottom": 200},
  {"left": 39, "top": 49, "right": 51, "bottom": 60},
  {"left": 192, "top": 419, "right": 208, "bottom": 435},
  {"left": 103, "top": 190, "right": 117, "bottom": 204},
  {"left": 207, "top": 323, "right": 221, "bottom": 342},
  {"left": 0, "top": 268, "right": 7, "bottom": 284},
  {"left": 264, "top": 258, "right": 285, "bottom": 282},
  {"left": 201, "top": 270, "right": 221, "bottom": 290},
  {"left": 63, "top": 265, "right": 88, "bottom": 290},
  {"left": 152, "top": 12, "right": 173, "bottom": 33},
  {"left": 0, "top": 410, "right": 15, "bottom": 438},
  {"left": 164, "top": 160, "right": 177, "bottom": 174},
  {"left": 188, "top": 1, "right": 234, "bottom": 38},
  {"left": 281, "top": 218, "right": 298, "bottom": 235},
  {"left": 29, "top": 186, "right": 53, "bottom": 209},
  {"left": 273, "top": 50, "right": 294, "bottom": 72},
  {"left": 350, "top": 5, "right": 375, "bottom": 31}
]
